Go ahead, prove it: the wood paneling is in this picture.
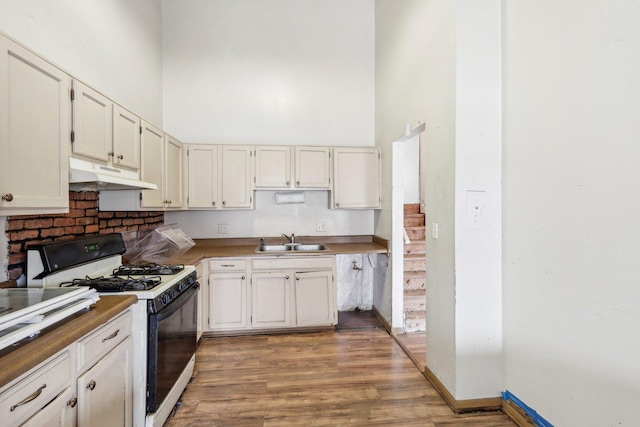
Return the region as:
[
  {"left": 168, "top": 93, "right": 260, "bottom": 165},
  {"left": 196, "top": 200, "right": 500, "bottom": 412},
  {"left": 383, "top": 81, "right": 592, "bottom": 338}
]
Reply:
[{"left": 165, "top": 329, "right": 515, "bottom": 426}]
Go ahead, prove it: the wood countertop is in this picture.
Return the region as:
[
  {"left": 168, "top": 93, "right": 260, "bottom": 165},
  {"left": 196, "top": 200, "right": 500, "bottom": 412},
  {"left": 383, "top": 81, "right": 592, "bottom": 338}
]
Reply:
[
  {"left": 0, "top": 295, "right": 137, "bottom": 388},
  {"left": 173, "top": 235, "right": 389, "bottom": 266}
]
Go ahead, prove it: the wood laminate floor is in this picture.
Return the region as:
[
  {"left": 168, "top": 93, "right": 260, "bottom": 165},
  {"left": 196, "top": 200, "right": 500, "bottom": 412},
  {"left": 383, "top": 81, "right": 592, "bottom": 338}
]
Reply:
[{"left": 165, "top": 329, "right": 515, "bottom": 426}]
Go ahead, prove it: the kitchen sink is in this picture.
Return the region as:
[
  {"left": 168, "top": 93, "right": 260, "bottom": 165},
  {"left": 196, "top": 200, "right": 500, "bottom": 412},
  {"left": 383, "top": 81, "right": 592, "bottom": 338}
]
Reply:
[{"left": 255, "top": 243, "right": 330, "bottom": 253}]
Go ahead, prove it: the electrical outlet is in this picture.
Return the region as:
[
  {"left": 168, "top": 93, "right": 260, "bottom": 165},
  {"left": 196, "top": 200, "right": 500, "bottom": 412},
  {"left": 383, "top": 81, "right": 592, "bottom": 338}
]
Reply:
[
  {"left": 316, "top": 222, "right": 326, "bottom": 232},
  {"left": 218, "top": 224, "right": 229, "bottom": 234}
]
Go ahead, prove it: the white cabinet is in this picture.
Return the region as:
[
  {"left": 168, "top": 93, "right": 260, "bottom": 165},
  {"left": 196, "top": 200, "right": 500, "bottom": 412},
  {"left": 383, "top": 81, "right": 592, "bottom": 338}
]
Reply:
[
  {"left": 295, "top": 146, "right": 331, "bottom": 189},
  {"left": 186, "top": 145, "right": 253, "bottom": 210},
  {"left": 251, "top": 272, "right": 292, "bottom": 328},
  {"left": 221, "top": 145, "right": 253, "bottom": 209},
  {"left": 187, "top": 145, "right": 219, "bottom": 208},
  {"left": 294, "top": 271, "right": 335, "bottom": 327},
  {"left": 71, "top": 80, "right": 112, "bottom": 164},
  {"left": 139, "top": 124, "right": 183, "bottom": 209},
  {"left": 0, "top": 308, "right": 133, "bottom": 427},
  {"left": 0, "top": 35, "right": 70, "bottom": 215},
  {"left": 77, "top": 337, "right": 132, "bottom": 427},
  {"left": 140, "top": 121, "right": 164, "bottom": 208},
  {"left": 253, "top": 146, "right": 331, "bottom": 190},
  {"left": 207, "top": 259, "right": 250, "bottom": 330},
  {"left": 112, "top": 105, "right": 141, "bottom": 171},
  {"left": 71, "top": 81, "right": 141, "bottom": 172},
  {"left": 254, "top": 146, "right": 291, "bottom": 188},
  {"left": 332, "top": 147, "right": 381, "bottom": 209},
  {"left": 164, "top": 134, "right": 184, "bottom": 208},
  {"left": 195, "top": 261, "right": 204, "bottom": 341}
]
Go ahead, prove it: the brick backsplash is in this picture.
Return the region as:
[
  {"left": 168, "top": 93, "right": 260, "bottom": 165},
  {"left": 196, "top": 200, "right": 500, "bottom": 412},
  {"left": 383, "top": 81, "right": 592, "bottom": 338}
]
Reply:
[{"left": 4, "top": 191, "right": 164, "bottom": 280}]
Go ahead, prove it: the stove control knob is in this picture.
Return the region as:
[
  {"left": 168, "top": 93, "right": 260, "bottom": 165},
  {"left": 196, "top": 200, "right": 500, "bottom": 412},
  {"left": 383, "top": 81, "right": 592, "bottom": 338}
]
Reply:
[
  {"left": 187, "top": 275, "right": 195, "bottom": 285},
  {"left": 178, "top": 282, "right": 186, "bottom": 292},
  {"left": 162, "top": 293, "right": 171, "bottom": 304}
]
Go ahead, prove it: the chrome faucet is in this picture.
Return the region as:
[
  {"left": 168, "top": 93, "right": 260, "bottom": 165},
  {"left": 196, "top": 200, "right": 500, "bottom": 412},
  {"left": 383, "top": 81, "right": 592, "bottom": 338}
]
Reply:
[{"left": 282, "top": 233, "right": 296, "bottom": 245}]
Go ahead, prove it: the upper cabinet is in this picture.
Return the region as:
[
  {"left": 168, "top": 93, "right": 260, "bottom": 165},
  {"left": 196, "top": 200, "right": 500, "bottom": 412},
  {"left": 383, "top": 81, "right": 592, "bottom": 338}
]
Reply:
[
  {"left": 253, "top": 145, "right": 331, "bottom": 190},
  {"left": 295, "top": 146, "right": 331, "bottom": 189},
  {"left": 112, "top": 105, "right": 141, "bottom": 170},
  {"left": 140, "top": 121, "right": 165, "bottom": 209},
  {"left": 332, "top": 147, "right": 381, "bottom": 209},
  {"left": 0, "top": 35, "right": 70, "bottom": 215},
  {"left": 221, "top": 145, "right": 253, "bottom": 209},
  {"left": 254, "top": 146, "right": 291, "bottom": 189},
  {"left": 71, "top": 80, "right": 141, "bottom": 172},
  {"left": 164, "top": 134, "right": 184, "bottom": 209},
  {"left": 186, "top": 144, "right": 253, "bottom": 210}
]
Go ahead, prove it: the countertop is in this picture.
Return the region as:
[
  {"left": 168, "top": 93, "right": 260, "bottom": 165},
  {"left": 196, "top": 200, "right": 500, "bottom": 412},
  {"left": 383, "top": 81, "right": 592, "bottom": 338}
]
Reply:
[
  {"left": 0, "top": 295, "right": 137, "bottom": 388},
  {"left": 173, "top": 235, "right": 389, "bottom": 266}
]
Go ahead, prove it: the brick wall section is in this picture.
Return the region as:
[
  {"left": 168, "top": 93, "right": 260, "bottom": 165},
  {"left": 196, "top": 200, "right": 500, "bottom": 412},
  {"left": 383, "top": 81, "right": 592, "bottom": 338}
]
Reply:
[{"left": 5, "top": 191, "right": 164, "bottom": 280}]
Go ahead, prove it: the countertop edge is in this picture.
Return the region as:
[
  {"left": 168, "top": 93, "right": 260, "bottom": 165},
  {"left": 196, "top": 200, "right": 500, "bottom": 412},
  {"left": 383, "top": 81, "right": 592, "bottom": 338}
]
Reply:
[{"left": 0, "top": 295, "right": 137, "bottom": 389}]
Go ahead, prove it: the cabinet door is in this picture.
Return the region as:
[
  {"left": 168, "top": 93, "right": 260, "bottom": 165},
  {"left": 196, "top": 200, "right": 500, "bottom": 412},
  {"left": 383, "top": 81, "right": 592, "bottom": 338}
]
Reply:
[
  {"left": 71, "top": 80, "right": 112, "bottom": 163},
  {"left": 332, "top": 147, "right": 381, "bottom": 209},
  {"left": 22, "top": 387, "right": 76, "bottom": 427},
  {"left": 112, "top": 104, "right": 140, "bottom": 171},
  {"left": 188, "top": 145, "right": 219, "bottom": 208},
  {"left": 254, "top": 146, "right": 291, "bottom": 188},
  {"left": 209, "top": 272, "right": 249, "bottom": 330},
  {"left": 221, "top": 145, "right": 253, "bottom": 209},
  {"left": 251, "top": 272, "right": 292, "bottom": 328},
  {"left": 294, "top": 271, "right": 336, "bottom": 327},
  {"left": 77, "top": 337, "right": 132, "bottom": 427},
  {"left": 164, "top": 134, "right": 183, "bottom": 208},
  {"left": 140, "top": 121, "right": 165, "bottom": 208},
  {"left": 295, "top": 146, "right": 330, "bottom": 188},
  {"left": 0, "top": 36, "right": 70, "bottom": 214}
]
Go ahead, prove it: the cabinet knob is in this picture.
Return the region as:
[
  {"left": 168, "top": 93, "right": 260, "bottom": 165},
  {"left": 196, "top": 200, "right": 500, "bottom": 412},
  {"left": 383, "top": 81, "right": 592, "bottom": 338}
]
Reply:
[
  {"left": 336, "top": 203, "right": 340, "bottom": 207},
  {"left": 212, "top": 201, "right": 216, "bottom": 206},
  {"left": 286, "top": 181, "right": 290, "bottom": 186},
  {"left": 296, "top": 276, "right": 300, "bottom": 281},
  {"left": 108, "top": 151, "right": 115, "bottom": 157},
  {"left": 87, "top": 380, "right": 96, "bottom": 391},
  {"left": 222, "top": 201, "right": 226, "bottom": 206},
  {"left": 241, "top": 275, "right": 246, "bottom": 280},
  {"left": 1, "top": 193, "right": 13, "bottom": 202},
  {"left": 117, "top": 154, "right": 124, "bottom": 160},
  {"left": 67, "top": 397, "right": 78, "bottom": 408},
  {"left": 285, "top": 275, "right": 290, "bottom": 280}
]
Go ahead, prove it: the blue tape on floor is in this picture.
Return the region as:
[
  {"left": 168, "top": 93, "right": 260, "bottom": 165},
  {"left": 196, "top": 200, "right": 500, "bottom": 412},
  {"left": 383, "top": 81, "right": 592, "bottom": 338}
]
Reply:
[{"left": 502, "top": 390, "right": 554, "bottom": 427}]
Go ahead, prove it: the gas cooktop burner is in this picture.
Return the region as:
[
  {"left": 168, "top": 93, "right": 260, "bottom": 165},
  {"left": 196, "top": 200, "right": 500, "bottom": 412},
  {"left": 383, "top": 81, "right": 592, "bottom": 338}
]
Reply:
[
  {"left": 61, "top": 275, "right": 163, "bottom": 292},
  {"left": 112, "top": 264, "right": 185, "bottom": 276}
]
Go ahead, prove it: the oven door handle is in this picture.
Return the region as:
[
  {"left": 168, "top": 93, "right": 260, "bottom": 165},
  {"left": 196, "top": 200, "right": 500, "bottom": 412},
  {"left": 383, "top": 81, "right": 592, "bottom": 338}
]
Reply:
[{"left": 153, "top": 283, "right": 200, "bottom": 321}]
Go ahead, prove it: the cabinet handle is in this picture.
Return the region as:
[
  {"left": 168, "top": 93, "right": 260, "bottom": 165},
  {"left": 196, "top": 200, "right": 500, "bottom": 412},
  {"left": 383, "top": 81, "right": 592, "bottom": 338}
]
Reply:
[
  {"left": 212, "top": 201, "right": 216, "bottom": 206},
  {"left": 108, "top": 151, "right": 114, "bottom": 157},
  {"left": 296, "top": 276, "right": 300, "bottom": 281},
  {"left": 86, "top": 380, "right": 96, "bottom": 391},
  {"left": 67, "top": 397, "right": 78, "bottom": 408},
  {"left": 102, "top": 329, "right": 120, "bottom": 343},
  {"left": 296, "top": 181, "right": 300, "bottom": 186},
  {"left": 222, "top": 201, "right": 226, "bottom": 206},
  {"left": 286, "top": 181, "right": 290, "bottom": 185},
  {"left": 1, "top": 193, "right": 13, "bottom": 202},
  {"left": 241, "top": 275, "right": 246, "bottom": 280},
  {"left": 10, "top": 384, "right": 46, "bottom": 411},
  {"left": 336, "top": 203, "right": 340, "bottom": 207},
  {"left": 285, "top": 275, "right": 289, "bottom": 280},
  {"left": 117, "top": 154, "right": 124, "bottom": 160}
]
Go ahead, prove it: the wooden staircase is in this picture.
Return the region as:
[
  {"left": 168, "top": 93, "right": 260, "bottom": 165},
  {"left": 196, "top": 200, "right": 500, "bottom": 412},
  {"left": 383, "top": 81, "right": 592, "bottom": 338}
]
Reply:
[{"left": 403, "top": 204, "right": 426, "bottom": 333}]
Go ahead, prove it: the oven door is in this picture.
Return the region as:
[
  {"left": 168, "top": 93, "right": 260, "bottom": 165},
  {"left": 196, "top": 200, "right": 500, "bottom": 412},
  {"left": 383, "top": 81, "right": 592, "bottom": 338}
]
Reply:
[{"left": 146, "top": 283, "right": 199, "bottom": 413}]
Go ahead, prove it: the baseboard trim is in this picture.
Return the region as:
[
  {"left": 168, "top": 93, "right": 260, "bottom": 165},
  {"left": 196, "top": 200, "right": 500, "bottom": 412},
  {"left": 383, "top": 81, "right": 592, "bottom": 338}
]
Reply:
[
  {"left": 371, "top": 305, "right": 392, "bottom": 333},
  {"left": 390, "top": 333, "right": 423, "bottom": 371},
  {"left": 423, "top": 366, "right": 502, "bottom": 413},
  {"left": 502, "top": 399, "right": 536, "bottom": 426}
]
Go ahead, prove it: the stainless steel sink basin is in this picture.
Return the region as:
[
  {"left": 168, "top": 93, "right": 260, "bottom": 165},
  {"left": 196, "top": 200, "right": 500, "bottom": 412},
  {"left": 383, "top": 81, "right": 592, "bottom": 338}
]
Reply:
[{"left": 255, "top": 243, "right": 330, "bottom": 253}]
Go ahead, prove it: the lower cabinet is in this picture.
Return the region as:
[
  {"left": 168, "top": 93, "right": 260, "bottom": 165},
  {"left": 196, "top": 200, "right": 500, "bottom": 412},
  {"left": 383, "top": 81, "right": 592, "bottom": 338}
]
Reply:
[
  {"left": 205, "top": 256, "right": 337, "bottom": 333},
  {"left": 0, "top": 309, "right": 133, "bottom": 427},
  {"left": 77, "top": 336, "right": 132, "bottom": 427}
]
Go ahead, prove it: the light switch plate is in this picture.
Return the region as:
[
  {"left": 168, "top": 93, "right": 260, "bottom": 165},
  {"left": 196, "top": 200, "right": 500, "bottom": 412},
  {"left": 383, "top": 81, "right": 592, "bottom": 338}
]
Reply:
[{"left": 432, "top": 223, "right": 439, "bottom": 239}]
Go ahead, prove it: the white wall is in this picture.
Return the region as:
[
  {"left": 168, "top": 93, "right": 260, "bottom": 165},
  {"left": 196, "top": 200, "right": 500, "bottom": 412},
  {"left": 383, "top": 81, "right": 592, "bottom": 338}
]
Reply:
[
  {"left": 165, "top": 191, "right": 373, "bottom": 238},
  {"left": 0, "top": 0, "right": 164, "bottom": 127},
  {"left": 161, "top": 0, "right": 374, "bottom": 146},
  {"left": 503, "top": 1, "right": 640, "bottom": 425}
]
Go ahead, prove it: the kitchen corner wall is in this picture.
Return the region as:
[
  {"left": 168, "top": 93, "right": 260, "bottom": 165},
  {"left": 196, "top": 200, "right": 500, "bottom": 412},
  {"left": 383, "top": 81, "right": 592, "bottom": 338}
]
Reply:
[{"left": 4, "top": 192, "right": 163, "bottom": 281}]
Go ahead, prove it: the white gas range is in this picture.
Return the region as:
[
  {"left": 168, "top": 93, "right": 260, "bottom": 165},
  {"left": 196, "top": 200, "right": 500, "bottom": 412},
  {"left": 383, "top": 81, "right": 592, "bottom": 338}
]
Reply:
[{"left": 25, "top": 234, "right": 199, "bottom": 427}]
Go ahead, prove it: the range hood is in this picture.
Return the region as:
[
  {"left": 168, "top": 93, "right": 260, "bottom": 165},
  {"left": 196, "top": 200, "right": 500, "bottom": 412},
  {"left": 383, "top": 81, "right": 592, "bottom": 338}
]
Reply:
[{"left": 69, "top": 157, "right": 158, "bottom": 191}]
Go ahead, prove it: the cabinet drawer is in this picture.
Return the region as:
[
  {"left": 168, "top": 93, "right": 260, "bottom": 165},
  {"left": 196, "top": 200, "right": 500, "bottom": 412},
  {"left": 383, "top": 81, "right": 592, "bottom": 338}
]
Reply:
[
  {"left": 0, "top": 350, "right": 72, "bottom": 426},
  {"left": 77, "top": 310, "right": 131, "bottom": 372},
  {"left": 209, "top": 259, "right": 248, "bottom": 272},
  {"left": 251, "top": 256, "right": 334, "bottom": 271}
]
